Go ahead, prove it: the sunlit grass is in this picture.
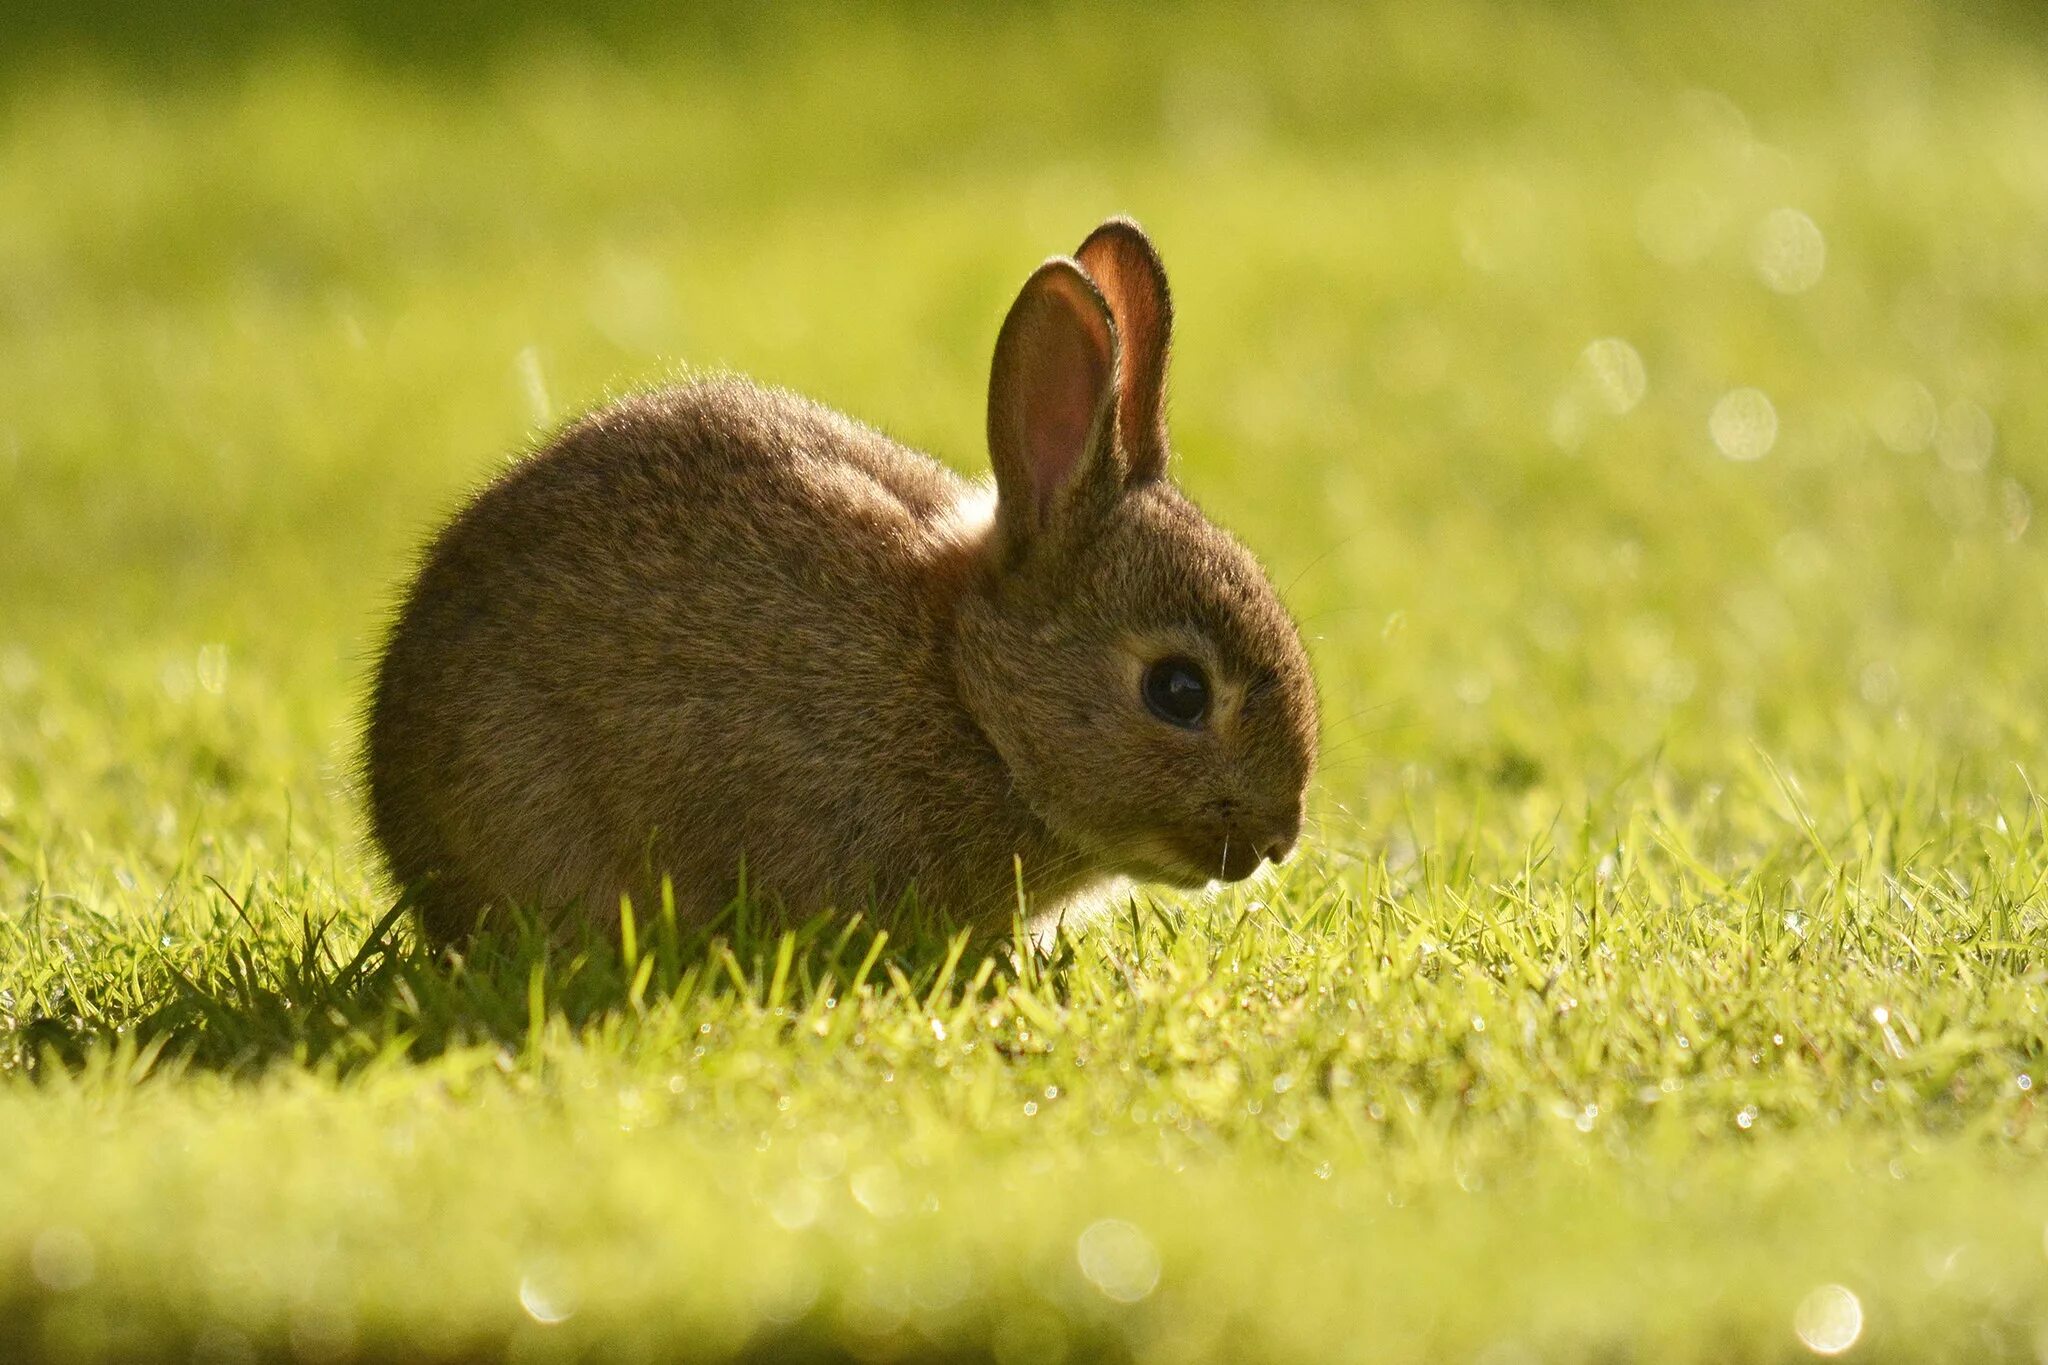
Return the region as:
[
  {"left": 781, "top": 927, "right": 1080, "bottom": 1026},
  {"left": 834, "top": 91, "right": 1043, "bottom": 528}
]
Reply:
[{"left": 4, "top": 1, "right": 2048, "bottom": 1359}]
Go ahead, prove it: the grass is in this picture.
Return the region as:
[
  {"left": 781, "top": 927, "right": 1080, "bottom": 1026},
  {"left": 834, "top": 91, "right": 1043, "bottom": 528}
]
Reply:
[{"left": 5, "top": 0, "right": 2048, "bottom": 1358}]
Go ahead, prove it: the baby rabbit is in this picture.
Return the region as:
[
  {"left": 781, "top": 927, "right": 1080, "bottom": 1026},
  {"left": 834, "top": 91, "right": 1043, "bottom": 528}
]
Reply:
[{"left": 366, "top": 219, "right": 1317, "bottom": 944}]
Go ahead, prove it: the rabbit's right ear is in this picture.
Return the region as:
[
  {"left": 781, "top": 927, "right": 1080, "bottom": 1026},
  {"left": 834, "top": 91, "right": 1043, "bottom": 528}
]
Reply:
[
  {"left": 986, "top": 258, "right": 1121, "bottom": 556},
  {"left": 1075, "top": 218, "right": 1172, "bottom": 484}
]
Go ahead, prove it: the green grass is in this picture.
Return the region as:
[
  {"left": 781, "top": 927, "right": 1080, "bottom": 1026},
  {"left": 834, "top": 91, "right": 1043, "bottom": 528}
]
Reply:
[{"left": 6, "top": 1, "right": 2048, "bottom": 1359}]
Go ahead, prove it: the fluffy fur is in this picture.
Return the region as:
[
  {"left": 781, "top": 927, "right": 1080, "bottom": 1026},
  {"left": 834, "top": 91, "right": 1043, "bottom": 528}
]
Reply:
[{"left": 365, "top": 219, "right": 1317, "bottom": 944}]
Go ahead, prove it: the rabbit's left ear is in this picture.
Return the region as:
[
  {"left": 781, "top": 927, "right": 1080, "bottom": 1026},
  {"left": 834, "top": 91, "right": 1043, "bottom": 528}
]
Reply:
[
  {"left": 1076, "top": 217, "right": 1173, "bottom": 484},
  {"left": 986, "top": 257, "right": 1121, "bottom": 553}
]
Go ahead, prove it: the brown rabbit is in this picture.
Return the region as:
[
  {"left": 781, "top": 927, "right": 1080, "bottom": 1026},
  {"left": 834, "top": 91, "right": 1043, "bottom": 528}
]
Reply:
[{"left": 366, "top": 219, "right": 1317, "bottom": 944}]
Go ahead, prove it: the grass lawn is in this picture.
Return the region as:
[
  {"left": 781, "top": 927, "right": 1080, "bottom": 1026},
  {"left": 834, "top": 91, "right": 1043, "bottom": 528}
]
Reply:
[{"left": 6, "top": 1, "right": 2048, "bottom": 1359}]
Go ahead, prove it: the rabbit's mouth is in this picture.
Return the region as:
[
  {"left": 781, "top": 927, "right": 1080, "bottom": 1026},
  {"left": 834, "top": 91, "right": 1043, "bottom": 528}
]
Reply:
[
  {"left": 1200, "top": 836, "right": 1267, "bottom": 884},
  {"left": 1117, "top": 830, "right": 1266, "bottom": 888}
]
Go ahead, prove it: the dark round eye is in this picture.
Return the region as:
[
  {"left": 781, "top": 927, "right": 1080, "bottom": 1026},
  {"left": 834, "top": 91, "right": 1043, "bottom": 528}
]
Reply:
[{"left": 1142, "top": 656, "right": 1211, "bottom": 728}]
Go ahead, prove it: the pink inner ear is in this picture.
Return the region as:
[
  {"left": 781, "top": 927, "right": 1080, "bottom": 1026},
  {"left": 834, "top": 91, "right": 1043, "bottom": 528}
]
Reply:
[{"left": 1021, "top": 289, "right": 1114, "bottom": 520}]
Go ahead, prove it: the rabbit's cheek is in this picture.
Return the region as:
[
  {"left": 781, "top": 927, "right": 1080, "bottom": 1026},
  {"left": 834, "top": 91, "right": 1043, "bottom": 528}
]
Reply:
[{"left": 1109, "top": 831, "right": 1207, "bottom": 888}]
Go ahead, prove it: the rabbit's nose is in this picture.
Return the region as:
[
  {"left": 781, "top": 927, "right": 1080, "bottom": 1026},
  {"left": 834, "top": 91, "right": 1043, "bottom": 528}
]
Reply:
[{"left": 1258, "top": 809, "right": 1302, "bottom": 865}]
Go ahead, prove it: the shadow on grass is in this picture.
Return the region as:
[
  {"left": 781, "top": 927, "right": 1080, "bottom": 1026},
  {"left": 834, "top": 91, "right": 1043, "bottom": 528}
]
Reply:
[{"left": 21, "top": 887, "right": 1057, "bottom": 1079}]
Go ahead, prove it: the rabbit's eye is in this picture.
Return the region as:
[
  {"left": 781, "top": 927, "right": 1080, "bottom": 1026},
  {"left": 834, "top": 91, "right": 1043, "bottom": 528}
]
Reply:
[{"left": 1142, "top": 656, "right": 1211, "bottom": 728}]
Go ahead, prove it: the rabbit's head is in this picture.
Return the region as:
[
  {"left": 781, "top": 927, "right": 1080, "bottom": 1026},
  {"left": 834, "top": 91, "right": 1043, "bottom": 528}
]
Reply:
[{"left": 955, "top": 219, "right": 1318, "bottom": 889}]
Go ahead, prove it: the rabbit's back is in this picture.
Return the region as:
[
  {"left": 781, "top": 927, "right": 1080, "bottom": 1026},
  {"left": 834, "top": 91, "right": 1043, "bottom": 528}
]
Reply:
[{"left": 368, "top": 377, "right": 1045, "bottom": 940}]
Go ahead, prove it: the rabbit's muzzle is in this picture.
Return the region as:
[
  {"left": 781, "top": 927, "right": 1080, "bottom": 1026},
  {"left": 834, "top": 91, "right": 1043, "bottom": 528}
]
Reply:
[
  {"left": 1177, "top": 805, "right": 1300, "bottom": 883},
  {"left": 1259, "top": 827, "right": 1300, "bottom": 867}
]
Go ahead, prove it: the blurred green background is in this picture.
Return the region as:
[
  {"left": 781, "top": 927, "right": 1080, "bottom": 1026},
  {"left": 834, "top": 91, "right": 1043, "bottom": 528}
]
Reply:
[
  {"left": 7, "top": 0, "right": 2047, "bottom": 798},
  {"left": 5, "top": 1, "right": 2048, "bottom": 1360}
]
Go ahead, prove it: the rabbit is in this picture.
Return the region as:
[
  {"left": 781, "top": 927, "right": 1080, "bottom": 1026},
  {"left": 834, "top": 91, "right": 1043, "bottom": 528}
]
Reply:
[{"left": 365, "top": 218, "right": 1318, "bottom": 945}]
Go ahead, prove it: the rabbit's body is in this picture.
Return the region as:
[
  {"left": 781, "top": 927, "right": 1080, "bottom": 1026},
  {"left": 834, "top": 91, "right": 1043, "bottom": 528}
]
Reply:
[
  {"left": 368, "top": 220, "right": 1318, "bottom": 944},
  {"left": 370, "top": 380, "right": 1082, "bottom": 941}
]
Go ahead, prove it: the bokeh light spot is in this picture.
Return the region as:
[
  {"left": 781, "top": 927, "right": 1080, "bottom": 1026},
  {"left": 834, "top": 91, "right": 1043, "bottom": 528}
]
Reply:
[
  {"left": 1936, "top": 400, "right": 1995, "bottom": 471},
  {"left": 1753, "top": 208, "right": 1827, "bottom": 293},
  {"left": 1793, "top": 1284, "right": 1863, "bottom": 1355},
  {"left": 1581, "top": 338, "right": 1648, "bottom": 414},
  {"left": 1869, "top": 380, "right": 1937, "bottom": 454},
  {"left": 1711, "top": 388, "right": 1777, "bottom": 461},
  {"left": 1076, "top": 1219, "right": 1161, "bottom": 1303},
  {"left": 518, "top": 1265, "right": 579, "bottom": 1325}
]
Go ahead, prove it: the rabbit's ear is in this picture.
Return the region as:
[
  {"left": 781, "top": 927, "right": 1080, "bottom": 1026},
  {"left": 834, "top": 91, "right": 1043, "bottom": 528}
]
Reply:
[
  {"left": 987, "top": 257, "right": 1121, "bottom": 551},
  {"left": 1076, "top": 217, "right": 1172, "bottom": 484}
]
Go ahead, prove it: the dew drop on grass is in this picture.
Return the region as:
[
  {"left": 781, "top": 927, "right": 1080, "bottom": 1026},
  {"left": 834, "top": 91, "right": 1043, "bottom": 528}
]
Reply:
[
  {"left": 1711, "top": 389, "right": 1778, "bottom": 461},
  {"left": 1792, "top": 1284, "right": 1863, "bottom": 1355}
]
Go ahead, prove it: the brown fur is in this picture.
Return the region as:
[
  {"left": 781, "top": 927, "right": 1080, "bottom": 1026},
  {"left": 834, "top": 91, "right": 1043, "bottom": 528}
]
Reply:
[{"left": 365, "top": 219, "right": 1318, "bottom": 944}]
